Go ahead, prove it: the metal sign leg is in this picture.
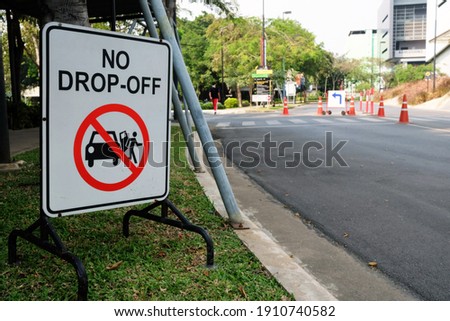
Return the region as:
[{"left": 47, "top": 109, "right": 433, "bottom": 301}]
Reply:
[
  {"left": 123, "top": 199, "right": 215, "bottom": 268},
  {"left": 8, "top": 212, "right": 88, "bottom": 300}
]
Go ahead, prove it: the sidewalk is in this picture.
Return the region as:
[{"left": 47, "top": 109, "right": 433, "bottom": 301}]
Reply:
[
  {"left": 0, "top": 127, "right": 40, "bottom": 171},
  {"left": 9, "top": 127, "right": 40, "bottom": 156}
]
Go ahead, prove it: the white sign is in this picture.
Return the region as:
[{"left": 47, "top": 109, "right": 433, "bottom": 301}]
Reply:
[
  {"left": 41, "top": 22, "right": 172, "bottom": 217},
  {"left": 327, "top": 90, "right": 346, "bottom": 108},
  {"left": 285, "top": 81, "right": 296, "bottom": 96}
]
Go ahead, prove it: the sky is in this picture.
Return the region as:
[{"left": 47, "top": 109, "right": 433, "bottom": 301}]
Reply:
[{"left": 179, "top": 0, "right": 383, "bottom": 55}]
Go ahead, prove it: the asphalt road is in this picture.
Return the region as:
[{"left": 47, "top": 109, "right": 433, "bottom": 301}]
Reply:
[{"left": 208, "top": 103, "right": 450, "bottom": 300}]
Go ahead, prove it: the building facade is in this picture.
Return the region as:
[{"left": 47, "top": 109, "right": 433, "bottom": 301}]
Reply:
[
  {"left": 378, "top": 0, "right": 428, "bottom": 64},
  {"left": 345, "top": 30, "right": 379, "bottom": 60},
  {"left": 426, "top": 0, "right": 450, "bottom": 75}
]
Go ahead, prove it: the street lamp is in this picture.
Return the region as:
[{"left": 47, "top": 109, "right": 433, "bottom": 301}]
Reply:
[
  {"left": 281, "top": 10, "right": 291, "bottom": 99},
  {"left": 282, "top": 11, "right": 292, "bottom": 19},
  {"left": 433, "top": 0, "right": 447, "bottom": 92}
]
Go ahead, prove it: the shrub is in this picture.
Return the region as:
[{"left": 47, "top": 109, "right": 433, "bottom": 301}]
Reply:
[
  {"left": 242, "top": 100, "right": 250, "bottom": 107},
  {"left": 224, "top": 97, "right": 238, "bottom": 109},
  {"left": 200, "top": 101, "right": 224, "bottom": 110},
  {"left": 201, "top": 101, "right": 213, "bottom": 110},
  {"left": 307, "top": 92, "right": 321, "bottom": 101},
  {"left": 7, "top": 100, "right": 41, "bottom": 129},
  {"left": 411, "top": 90, "right": 429, "bottom": 105}
]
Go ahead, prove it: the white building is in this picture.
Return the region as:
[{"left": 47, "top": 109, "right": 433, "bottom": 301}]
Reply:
[
  {"left": 345, "top": 30, "right": 379, "bottom": 60},
  {"left": 426, "top": 0, "right": 450, "bottom": 75},
  {"left": 378, "top": 0, "right": 428, "bottom": 64}
]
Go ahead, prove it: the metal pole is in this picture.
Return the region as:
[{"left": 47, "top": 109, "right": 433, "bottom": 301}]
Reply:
[
  {"left": 110, "top": 0, "right": 116, "bottom": 31},
  {"left": 142, "top": 3, "right": 202, "bottom": 172},
  {"left": 433, "top": 0, "right": 438, "bottom": 92},
  {"left": 143, "top": 0, "right": 243, "bottom": 225},
  {"left": 262, "top": 0, "right": 266, "bottom": 68},
  {"left": 0, "top": 30, "right": 11, "bottom": 163},
  {"left": 221, "top": 44, "right": 224, "bottom": 103},
  {"left": 371, "top": 30, "right": 374, "bottom": 87},
  {"left": 172, "top": 85, "right": 203, "bottom": 172},
  {"left": 434, "top": 0, "right": 447, "bottom": 92}
]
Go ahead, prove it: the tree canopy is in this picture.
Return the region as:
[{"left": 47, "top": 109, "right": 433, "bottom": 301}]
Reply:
[{"left": 178, "top": 13, "right": 330, "bottom": 102}]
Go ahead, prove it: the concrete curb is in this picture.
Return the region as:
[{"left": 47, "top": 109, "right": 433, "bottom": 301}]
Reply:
[
  {"left": 191, "top": 132, "right": 337, "bottom": 301},
  {"left": 0, "top": 160, "right": 26, "bottom": 172}
]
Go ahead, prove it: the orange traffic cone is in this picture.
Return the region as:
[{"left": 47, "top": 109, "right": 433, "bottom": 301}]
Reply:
[
  {"left": 283, "top": 97, "right": 289, "bottom": 115},
  {"left": 317, "top": 96, "right": 324, "bottom": 115},
  {"left": 348, "top": 96, "right": 356, "bottom": 115},
  {"left": 398, "top": 94, "right": 409, "bottom": 124},
  {"left": 377, "top": 96, "right": 385, "bottom": 117}
]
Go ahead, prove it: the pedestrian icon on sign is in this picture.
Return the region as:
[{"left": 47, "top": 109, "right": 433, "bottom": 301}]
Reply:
[
  {"left": 85, "top": 130, "right": 143, "bottom": 167},
  {"left": 120, "top": 131, "right": 143, "bottom": 164}
]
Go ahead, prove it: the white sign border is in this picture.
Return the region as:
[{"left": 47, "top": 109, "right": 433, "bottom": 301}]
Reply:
[{"left": 41, "top": 22, "right": 172, "bottom": 217}]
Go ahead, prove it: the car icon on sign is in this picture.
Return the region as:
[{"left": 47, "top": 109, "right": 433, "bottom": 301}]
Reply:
[{"left": 85, "top": 131, "right": 121, "bottom": 167}]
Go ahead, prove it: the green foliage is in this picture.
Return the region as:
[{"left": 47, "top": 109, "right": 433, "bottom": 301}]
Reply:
[
  {"left": 178, "top": 14, "right": 217, "bottom": 96},
  {"left": 355, "top": 82, "right": 372, "bottom": 92},
  {"left": 206, "top": 17, "right": 261, "bottom": 90},
  {"left": 178, "top": 14, "right": 331, "bottom": 99},
  {"left": 224, "top": 97, "right": 238, "bottom": 108},
  {"left": 241, "top": 100, "right": 250, "bottom": 107},
  {"left": 201, "top": 101, "right": 213, "bottom": 109},
  {"left": 392, "top": 63, "right": 434, "bottom": 86},
  {"left": 7, "top": 100, "right": 40, "bottom": 129},
  {"left": 21, "top": 55, "right": 39, "bottom": 89},
  {"left": 201, "top": 101, "right": 224, "bottom": 110},
  {"left": 266, "top": 19, "right": 325, "bottom": 80},
  {"left": 306, "top": 91, "right": 321, "bottom": 101}
]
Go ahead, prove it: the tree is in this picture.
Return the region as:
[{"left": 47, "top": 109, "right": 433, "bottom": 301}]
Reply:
[
  {"left": 392, "top": 63, "right": 434, "bottom": 86},
  {"left": 206, "top": 17, "right": 260, "bottom": 106},
  {"left": 264, "top": 19, "right": 332, "bottom": 97},
  {"left": 314, "top": 49, "right": 333, "bottom": 93},
  {"left": 178, "top": 14, "right": 216, "bottom": 97},
  {"left": 42, "top": 0, "right": 89, "bottom": 26}
]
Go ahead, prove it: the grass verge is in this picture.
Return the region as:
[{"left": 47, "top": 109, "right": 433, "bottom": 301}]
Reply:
[{"left": 0, "top": 127, "right": 293, "bottom": 301}]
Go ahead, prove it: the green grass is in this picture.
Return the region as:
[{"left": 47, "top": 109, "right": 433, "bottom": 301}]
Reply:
[{"left": 0, "top": 127, "right": 293, "bottom": 301}]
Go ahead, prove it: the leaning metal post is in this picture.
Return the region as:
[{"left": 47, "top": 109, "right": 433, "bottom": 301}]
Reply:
[
  {"left": 141, "top": 0, "right": 243, "bottom": 225},
  {"left": 171, "top": 85, "right": 203, "bottom": 172},
  {"left": 141, "top": 9, "right": 202, "bottom": 172}
]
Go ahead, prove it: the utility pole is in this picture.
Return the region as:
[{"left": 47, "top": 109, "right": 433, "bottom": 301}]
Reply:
[
  {"left": 433, "top": 0, "right": 447, "bottom": 92},
  {"left": 261, "top": 0, "right": 267, "bottom": 69}
]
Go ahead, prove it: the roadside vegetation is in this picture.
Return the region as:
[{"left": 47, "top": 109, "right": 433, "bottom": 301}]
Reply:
[
  {"left": 378, "top": 76, "right": 450, "bottom": 105},
  {"left": 0, "top": 127, "right": 293, "bottom": 301}
]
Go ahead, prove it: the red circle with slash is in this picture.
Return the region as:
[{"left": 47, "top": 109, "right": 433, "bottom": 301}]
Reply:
[{"left": 73, "top": 103, "right": 150, "bottom": 191}]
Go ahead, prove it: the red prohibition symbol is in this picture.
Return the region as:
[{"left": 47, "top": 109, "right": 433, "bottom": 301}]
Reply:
[{"left": 74, "top": 103, "right": 150, "bottom": 192}]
